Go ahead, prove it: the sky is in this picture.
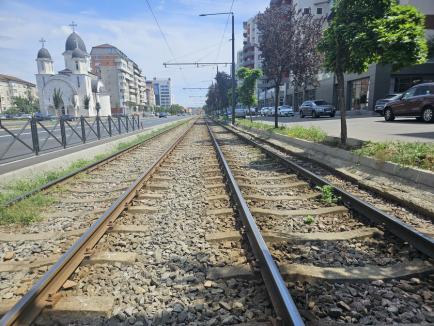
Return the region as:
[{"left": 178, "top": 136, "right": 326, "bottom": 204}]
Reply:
[{"left": 0, "top": 0, "right": 268, "bottom": 107}]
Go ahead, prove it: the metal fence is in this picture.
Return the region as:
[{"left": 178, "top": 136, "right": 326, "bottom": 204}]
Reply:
[{"left": 0, "top": 115, "right": 143, "bottom": 162}]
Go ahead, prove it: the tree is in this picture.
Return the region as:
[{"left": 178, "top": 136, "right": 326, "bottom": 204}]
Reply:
[
  {"left": 83, "top": 95, "right": 91, "bottom": 112},
  {"left": 52, "top": 88, "right": 64, "bottom": 116},
  {"left": 11, "top": 90, "right": 39, "bottom": 114},
  {"left": 206, "top": 84, "right": 218, "bottom": 116},
  {"left": 319, "top": 0, "right": 427, "bottom": 144},
  {"left": 291, "top": 13, "right": 324, "bottom": 106},
  {"left": 215, "top": 72, "right": 232, "bottom": 115},
  {"left": 257, "top": 3, "right": 297, "bottom": 128},
  {"left": 237, "top": 67, "right": 262, "bottom": 122}
]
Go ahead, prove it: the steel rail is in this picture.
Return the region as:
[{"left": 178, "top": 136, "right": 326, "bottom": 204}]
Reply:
[
  {"left": 206, "top": 120, "right": 305, "bottom": 326},
  {"left": 2, "top": 119, "right": 192, "bottom": 208},
  {"left": 0, "top": 120, "right": 196, "bottom": 326},
  {"left": 214, "top": 120, "right": 434, "bottom": 260}
]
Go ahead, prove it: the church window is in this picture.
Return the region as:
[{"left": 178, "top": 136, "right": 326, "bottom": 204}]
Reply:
[
  {"left": 77, "top": 76, "right": 80, "bottom": 88},
  {"left": 76, "top": 62, "right": 79, "bottom": 70}
]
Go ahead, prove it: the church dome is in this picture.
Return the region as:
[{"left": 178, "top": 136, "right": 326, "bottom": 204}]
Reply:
[
  {"left": 65, "top": 32, "right": 87, "bottom": 52},
  {"left": 37, "top": 47, "right": 51, "bottom": 59},
  {"left": 71, "top": 47, "right": 86, "bottom": 59}
]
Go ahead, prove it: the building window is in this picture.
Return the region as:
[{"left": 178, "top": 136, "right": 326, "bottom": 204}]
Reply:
[
  {"left": 77, "top": 76, "right": 80, "bottom": 88},
  {"left": 316, "top": 7, "right": 323, "bottom": 15},
  {"left": 303, "top": 8, "right": 311, "bottom": 14},
  {"left": 76, "top": 62, "right": 79, "bottom": 70},
  {"left": 350, "top": 78, "right": 370, "bottom": 110}
]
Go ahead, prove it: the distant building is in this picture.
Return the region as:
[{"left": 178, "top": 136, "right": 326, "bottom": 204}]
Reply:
[
  {"left": 0, "top": 74, "right": 37, "bottom": 112},
  {"left": 153, "top": 78, "right": 172, "bottom": 108},
  {"left": 91, "top": 44, "right": 147, "bottom": 115},
  {"left": 145, "top": 80, "right": 156, "bottom": 109},
  {"left": 35, "top": 30, "right": 110, "bottom": 117}
]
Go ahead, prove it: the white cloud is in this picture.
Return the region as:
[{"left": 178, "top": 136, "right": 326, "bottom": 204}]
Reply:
[{"left": 0, "top": 0, "right": 267, "bottom": 107}]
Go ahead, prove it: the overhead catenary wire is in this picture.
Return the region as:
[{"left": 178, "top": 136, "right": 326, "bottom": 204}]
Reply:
[
  {"left": 144, "top": 0, "right": 189, "bottom": 86},
  {"left": 214, "top": 0, "right": 235, "bottom": 61}
]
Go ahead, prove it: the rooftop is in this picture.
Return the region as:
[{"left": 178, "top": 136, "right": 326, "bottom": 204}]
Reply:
[{"left": 0, "top": 74, "right": 35, "bottom": 87}]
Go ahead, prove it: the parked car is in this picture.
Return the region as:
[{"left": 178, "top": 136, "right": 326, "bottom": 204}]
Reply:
[
  {"left": 278, "top": 105, "right": 294, "bottom": 117},
  {"left": 61, "top": 114, "right": 75, "bottom": 121},
  {"left": 299, "top": 100, "right": 336, "bottom": 118},
  {"left": 374, "top": 94, "right": 402, "bottom": 115},
  {"left": 159, "top": 112, "right": 168, "bottom": 118},
  {"left": 260, "top": 107, "right": 271, "bottom": 116},
  {"left": 383, "top": 83, "right": 434, "bottom": 122},
  {"left": 235, "top": 108, "right": 246, "bottom": 118}
]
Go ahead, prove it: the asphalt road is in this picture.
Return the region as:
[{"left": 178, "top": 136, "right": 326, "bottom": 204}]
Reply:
[
  {"left": 251, "top": 115, "right": 434, "bottom": 142},
  {"left": 0, "top": 116, "right": 186, "bottom": 170}
]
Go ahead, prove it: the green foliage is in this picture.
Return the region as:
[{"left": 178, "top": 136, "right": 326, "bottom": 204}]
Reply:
[
  {"left": 83, "top": 95, "right": 91, "bottom": 111},
  {"left": 52, "top": 88, "right": 63, "bottom": 114},
  {"left": 236, "top": 67, "right": 262, "bottom": 110},
  {"left": 236, "top": 119, "right": 327, "bottom": 142},
  {"left": 11, "top": 90, "right": 39, "bottom": 114},
  {"left": 304, "top": 215, "right": 315, "bottom": 225},
  {"left": 315, "top": 185, "right": 340, "bottom": 205},
  {"left": 375, "top": 4, "right": 428, "bottom": 70},
  {"left": 167, "top": 104, "right": 185, "bottom": 115},
  {"left": 354, "top": 141, "right": 434, "bottom": 171}
]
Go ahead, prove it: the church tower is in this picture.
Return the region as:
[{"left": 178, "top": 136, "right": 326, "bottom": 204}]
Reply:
[
  {"left": 63, "top": 22, "right": 91, "bottom": 73},
  {"left": 36, "top": 38, "right": 54, "bottom": 75}
]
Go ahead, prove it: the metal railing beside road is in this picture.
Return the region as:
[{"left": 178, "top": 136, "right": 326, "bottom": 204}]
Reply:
[{"left": 0, "top": 115, "right": 143, "bottom": 163}]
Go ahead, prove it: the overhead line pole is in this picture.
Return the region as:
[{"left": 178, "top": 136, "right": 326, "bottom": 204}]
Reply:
[{"left": 199, "top": 11, "right": 236, "bottom": 124}]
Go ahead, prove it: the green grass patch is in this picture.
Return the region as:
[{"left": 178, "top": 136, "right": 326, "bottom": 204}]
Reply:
[
  {"left": 354, "top": 141, "right": 434, "bottom": 172},
  {"left": 0, "top": 119, "right": 188, "bottom": 225},
  {"left": 236, "top": 119, "right": 327, "bottom": 142}
]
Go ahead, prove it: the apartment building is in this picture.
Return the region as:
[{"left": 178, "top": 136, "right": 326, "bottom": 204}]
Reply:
[
  {"left": 285, "top": 0, "right": 434, "bottom": 111},
  {"left": 145, "top": 80, "right": 156, "bottom": 110},
  {"left": 152, "top": 78, "right": 172, "bottom": 108},
  {"left": 91, "top": 44, "right": 147, "bottom": 115},
  {"left": 0, "top": 74, "right": 37, "bottom": 112}
]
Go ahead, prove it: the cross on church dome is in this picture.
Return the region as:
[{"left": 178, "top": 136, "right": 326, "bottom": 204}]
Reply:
[{"left": 69, "top": 21, "right": 77, "bottom": 32}]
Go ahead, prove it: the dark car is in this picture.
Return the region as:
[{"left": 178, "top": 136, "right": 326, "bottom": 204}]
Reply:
[
  {"left": 374, "top": 94, "right": 402, "bottom": 115},
  {"left": 300, "top": 100, "right": 336, "bottom": 118},
  {"left": 61, "top": 114, "right": 75, "bottom": 121},
  {"left": 383, "top": 83, "right": 434, "bottom": 122},
  {"left": 159, "top": 112, "right": 168, "bottom": 118}
]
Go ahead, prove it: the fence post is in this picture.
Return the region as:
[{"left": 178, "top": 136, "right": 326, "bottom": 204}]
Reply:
[
  {"left": 132, "top": 116, "right": 135, "bottom": 131},
  {"left": 80, "top": 116, "right": 86, "bottom": 144},
  {"left": 125, "top": 115, "right": 129, "bottom": 133},
  {"left": 118, "top": 116, "right": 121, "bottom": 134},
  {"left": 137, "top": 115, "right": 140, "bottom": 129},
  {"left": 108, "top": 116, "right": 112, "bottom": 137},
  {"left": 30, "top": 117, "right": 40, "bottom": 155},
  {"left": 60, "top": 118, "right": 67, "bottom": 148},
  {"left": 96, "top": 115, "right": 101, "bottom": 140}
]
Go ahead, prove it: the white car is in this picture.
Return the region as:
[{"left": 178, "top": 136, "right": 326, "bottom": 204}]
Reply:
[{"left": 278, "top": 105, "right": 294, "bottom": 117}]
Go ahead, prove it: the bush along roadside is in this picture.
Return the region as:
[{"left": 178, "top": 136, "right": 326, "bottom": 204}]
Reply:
[
  {"left": 233, "top": 119, "right": 433, "bottom": 172},
  {"left": 0, "top": 120, "right": 188, "bottom": 225},
  {"left": 354, "top": 141, "right": 434, "bottom": 172},
  {"left": 236, "top": 119, "right": 327, "bottom": 142}
]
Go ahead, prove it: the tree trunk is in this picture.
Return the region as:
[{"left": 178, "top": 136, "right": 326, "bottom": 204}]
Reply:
[
  {"left": 274, "top": 85, "right": 279, "bottom": 128},
  {"left": 336, "top": 70, "right": 347, "bottom": 145}
]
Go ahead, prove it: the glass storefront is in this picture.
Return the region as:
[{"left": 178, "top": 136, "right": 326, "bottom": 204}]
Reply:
[{"left": 350, "top": 78, "right": 370, "bottom": 110}]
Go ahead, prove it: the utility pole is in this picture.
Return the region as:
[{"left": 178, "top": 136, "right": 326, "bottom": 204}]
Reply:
[{"left": 199, "top": 12, "right": 236, "bottom": 124}]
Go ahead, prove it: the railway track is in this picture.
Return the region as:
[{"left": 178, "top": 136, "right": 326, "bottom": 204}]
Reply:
[
  {"left": 1, "top": 118, "right": 433, "bottom": 325},
  {"left": 1, "top": 120, "right": 278, "bottom": 325},
  {"left": 207, "top": 120, "right": 434, "bottom": 325},
  {"left": 0, "top": 119, "right": 193, "bottom": 320}
]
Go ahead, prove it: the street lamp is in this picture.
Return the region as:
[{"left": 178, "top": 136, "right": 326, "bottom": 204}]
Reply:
[{"left": 200, "top": 11, "right": 236, "bottom": 124}]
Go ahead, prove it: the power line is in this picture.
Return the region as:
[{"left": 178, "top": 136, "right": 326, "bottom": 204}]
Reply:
[
  {"left": 144, "top": 0, "right": 176, "bottom": 59},
  {"left": 144, "top": 0, "right": 189, "bottom": 86},
  {"left": 215, "top": 0, "right": 235, "bottom": 61}
]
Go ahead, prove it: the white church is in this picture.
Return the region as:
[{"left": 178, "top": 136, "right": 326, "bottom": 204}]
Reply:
[{"left": 35, "top": 25, "right": 111, "bottom": 117}]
